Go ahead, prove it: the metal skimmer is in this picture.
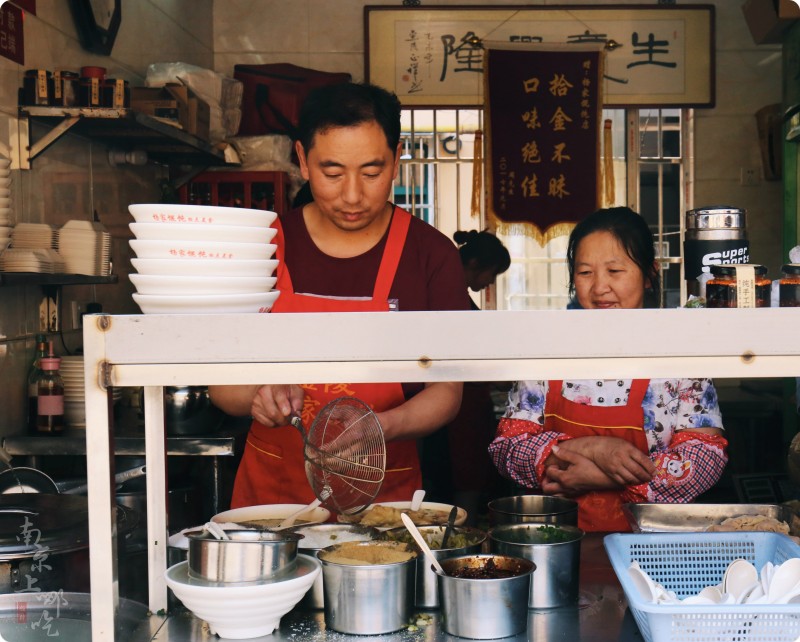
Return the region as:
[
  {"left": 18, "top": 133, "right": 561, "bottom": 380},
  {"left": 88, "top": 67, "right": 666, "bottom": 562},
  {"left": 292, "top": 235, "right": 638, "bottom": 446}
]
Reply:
[{"left": 291, "top": 396, "right": 386, "bottom": 515}]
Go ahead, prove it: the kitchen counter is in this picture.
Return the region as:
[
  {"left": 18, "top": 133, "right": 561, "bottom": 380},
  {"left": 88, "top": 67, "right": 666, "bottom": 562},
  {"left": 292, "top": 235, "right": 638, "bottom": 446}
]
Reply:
[{"left": 148, "top": 533, "right": 641, "bottom": 642}]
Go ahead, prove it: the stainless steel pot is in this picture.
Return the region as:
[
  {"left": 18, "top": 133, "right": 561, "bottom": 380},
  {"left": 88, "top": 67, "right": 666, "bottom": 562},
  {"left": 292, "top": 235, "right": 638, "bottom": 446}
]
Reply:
[{"left": 488, "top": 495, "right": 578, "bottom": 526}]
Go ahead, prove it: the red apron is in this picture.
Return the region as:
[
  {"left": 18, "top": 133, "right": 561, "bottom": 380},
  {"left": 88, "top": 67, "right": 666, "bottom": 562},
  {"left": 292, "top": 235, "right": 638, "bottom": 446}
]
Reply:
[
  {"left": 231, "top": 206, "right": 422, "bottom": 509},
  {"left": 544, "top": 379, "right": 649, "bottom": 532}
]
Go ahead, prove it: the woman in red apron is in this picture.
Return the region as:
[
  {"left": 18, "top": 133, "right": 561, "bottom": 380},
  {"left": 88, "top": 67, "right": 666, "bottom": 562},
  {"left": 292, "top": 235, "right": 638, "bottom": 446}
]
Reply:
[{"left": 489, "top": 208, "right": 728, "bottom": 532}]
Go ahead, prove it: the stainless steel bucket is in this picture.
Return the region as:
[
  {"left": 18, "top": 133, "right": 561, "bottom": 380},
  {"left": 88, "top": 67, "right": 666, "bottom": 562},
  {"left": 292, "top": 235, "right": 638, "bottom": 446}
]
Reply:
[
  {"left": 439, "top": 554, "right": 534, "bottom": 639},
  {"left": 318, "top": 542, "right": 416, "bottom": 635},
  {"left": 489, "top": 523, "right": 584, "bottom": 608},
  {"left": 488, "top": 495, "right": 578, "bottom": 527}
]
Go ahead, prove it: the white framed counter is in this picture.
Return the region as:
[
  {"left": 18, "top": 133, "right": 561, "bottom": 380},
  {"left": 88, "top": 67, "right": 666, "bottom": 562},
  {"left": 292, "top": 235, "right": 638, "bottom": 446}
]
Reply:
[{"left": 82, "top": 308, "right": 800, "bottom": 641}]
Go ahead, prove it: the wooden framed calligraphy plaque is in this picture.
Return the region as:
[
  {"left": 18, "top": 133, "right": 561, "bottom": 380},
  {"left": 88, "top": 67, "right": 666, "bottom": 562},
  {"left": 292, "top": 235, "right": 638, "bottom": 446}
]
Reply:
[{"left": 365, "top": 4, "right": 715, "bottom": 108}]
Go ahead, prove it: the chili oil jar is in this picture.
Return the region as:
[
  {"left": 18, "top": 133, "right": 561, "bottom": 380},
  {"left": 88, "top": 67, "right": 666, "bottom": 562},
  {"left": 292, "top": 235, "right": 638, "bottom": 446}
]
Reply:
[
  {"left": 102, "top": 78, "right": 129, "bottom": 108},
  {"left": 22, "top": 69, "right": 53, "bottom": 105},
  {"left": 706, "top": 264, "right": 771, "bottom": 308},
  {"left": 52, "top": 70, "right": 79, "bottom": 107},
  {"left": 779, "top": 264, "right": 800, "bottom": 308},
  {"left": 79, "top": 76, "right": 103, "bottom": 107}
]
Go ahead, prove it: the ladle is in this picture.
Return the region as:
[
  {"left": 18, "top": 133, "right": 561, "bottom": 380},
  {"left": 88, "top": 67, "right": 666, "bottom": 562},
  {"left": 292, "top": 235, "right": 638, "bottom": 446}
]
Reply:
[
  {"left": 401, "top": 512, "right": 445, "bottom": 575},
  {"left": 440, "top": 505, "right": 458, "bottom": 549},
  {"left": 410, "top": 489, "right": 426, "bottom": 511}
]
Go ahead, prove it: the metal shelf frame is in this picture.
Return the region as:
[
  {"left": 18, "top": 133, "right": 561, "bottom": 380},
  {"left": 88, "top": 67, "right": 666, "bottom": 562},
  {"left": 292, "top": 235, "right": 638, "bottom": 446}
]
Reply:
[{"left": 82, "top": 308, "right": 800, "bottom": 640}]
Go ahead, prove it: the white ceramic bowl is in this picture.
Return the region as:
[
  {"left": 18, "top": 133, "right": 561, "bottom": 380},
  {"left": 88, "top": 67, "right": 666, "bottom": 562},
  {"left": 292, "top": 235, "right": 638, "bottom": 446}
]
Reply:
[
  {"left": 0, "top": 159, "right": 9, "bottom": 170},
  {"left": 338, "top": 501, "right": 467, "bottom": 530},
  {"left": 130, "top": 274, "right": 276, "bottom": 295},
  {"left": 132, "top": 290, "right": 280, "bottom": 314},
  {"left": 0, "top": 189, "right": 9, "bottom": 198},
  {"left": 129, "top": 222, "right": 277, "bottom": 245},
  {"left": 131, "top": 258, "right": 278, "bottom": 278},
  {"left": 212, "top": 503, "right": 331, "bottom": 529},
  {"left": 129, "top": 239, "right": 276, "bottom": 261},
  {"left": 165, "top": 555, "right": 320, "bottom": 639},
  {"left": 129, "top": 203, "right": 277, "bottom": 228}
]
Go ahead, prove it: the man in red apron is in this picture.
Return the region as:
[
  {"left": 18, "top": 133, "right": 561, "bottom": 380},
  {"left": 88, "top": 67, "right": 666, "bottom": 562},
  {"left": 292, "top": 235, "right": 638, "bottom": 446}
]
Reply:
[{"left": 210, "top": 83, "right": 471, "bottom": 508}]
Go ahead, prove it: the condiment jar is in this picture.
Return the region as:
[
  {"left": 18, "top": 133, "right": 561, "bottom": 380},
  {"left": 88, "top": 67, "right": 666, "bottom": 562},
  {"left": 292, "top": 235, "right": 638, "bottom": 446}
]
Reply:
[
  {"left": 36, "top": 355, "right": 64, "bottom": 435},
  {"left": 52, "top": 70, "right": 79, "bottom": 107},
  {"left": 79, "top": 76, "right": 103, "bottom": 107},
  {"left": 21, "top": 69, "right": 53, "bottom": 106},
  {"left": 102, "top": 78, "right": 129, "bottom": 108},
  {"left": 706, "top": 264, "right": 771, "bottom": 308},
  {"left": 779, "top": 264, "right": 800, "bottom": 308}
]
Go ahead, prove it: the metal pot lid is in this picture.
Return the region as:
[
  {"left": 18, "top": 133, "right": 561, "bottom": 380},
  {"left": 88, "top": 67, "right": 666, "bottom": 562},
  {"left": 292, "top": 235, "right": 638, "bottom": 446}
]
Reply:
[
  {"left": 685, "top": 206, "right": 746, "bottom": 229},
  {"left": 0, "top": 494, "right": 134, "bottom": 558}
]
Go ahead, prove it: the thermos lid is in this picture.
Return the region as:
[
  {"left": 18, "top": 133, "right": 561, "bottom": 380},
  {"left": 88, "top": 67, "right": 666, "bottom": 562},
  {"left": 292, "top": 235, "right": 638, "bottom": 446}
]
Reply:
[{"left": 686, "top": 206, "right": 746, "bottom": 230}]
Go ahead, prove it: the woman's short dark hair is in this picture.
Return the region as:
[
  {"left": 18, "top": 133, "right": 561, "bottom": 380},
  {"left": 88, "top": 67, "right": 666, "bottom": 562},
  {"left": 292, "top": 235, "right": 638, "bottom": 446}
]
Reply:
[
  {"left": 566, "top": 207, "right": 661, "bottom": 308},
  {"left": 453, "top": 229, "right": 511, "bottom": 274},
  {"left": 297, "top": 82, "right": 402, "bottom": 154}
]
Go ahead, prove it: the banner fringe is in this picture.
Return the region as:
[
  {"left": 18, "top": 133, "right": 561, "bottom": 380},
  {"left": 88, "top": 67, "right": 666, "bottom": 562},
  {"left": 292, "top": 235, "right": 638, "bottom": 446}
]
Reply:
[{"left": 488, "top": 212, "right": 576, "bottom": 246}]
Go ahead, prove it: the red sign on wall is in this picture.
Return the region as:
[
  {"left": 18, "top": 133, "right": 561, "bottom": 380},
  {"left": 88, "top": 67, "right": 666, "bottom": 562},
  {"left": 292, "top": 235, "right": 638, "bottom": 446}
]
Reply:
[{"left": 0, "top": 1, "right": 24, "bottom": 64}]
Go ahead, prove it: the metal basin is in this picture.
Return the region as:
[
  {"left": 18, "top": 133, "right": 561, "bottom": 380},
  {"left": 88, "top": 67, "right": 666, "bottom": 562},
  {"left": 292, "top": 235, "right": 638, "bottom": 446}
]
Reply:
[
  {"left": 488, "top": 495, "right": 578, "bottom": 526},
  {"left": 439, "top": 554, "right": 534, "bottom": 639},
  {"left": 187, "top": 529, "right": 301, "bottom": 582},
  {"left": 489, "top": 523, "right": 584, "bottom": 608}
]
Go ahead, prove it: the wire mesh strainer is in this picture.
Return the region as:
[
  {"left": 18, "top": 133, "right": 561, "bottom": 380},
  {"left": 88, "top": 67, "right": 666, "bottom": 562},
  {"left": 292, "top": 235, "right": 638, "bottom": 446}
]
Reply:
[{"left": 291, "top": 397, "right": 386, "bottom": 515}]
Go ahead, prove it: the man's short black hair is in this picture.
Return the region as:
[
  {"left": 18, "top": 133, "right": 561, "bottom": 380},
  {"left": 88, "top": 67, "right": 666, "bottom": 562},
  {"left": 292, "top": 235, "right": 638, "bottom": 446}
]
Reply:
[{"left": 297, "top": 82, "right": 402, "bottom": 153}]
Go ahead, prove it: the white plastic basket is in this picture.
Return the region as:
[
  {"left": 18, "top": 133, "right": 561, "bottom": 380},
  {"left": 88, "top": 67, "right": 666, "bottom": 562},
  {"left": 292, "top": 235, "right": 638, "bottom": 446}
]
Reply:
[{"left": 604, "top": 532, "right": 800, "bottom": 642}]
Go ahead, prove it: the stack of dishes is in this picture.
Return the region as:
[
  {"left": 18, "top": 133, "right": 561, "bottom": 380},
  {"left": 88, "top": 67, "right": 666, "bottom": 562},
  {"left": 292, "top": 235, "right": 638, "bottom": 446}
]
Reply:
[
  {"left": 57, "top": 220, "right": 111, "bottom": 276},
  {"left": 0, "top": 248, "right": 65, "bottom": 273},
  {"left": 128, "top": 204, "right": 280, "bottom": 314},
  {"left": 10, "top": 223, "right": 56, "bottom": 250},
  {"left": 0, "top": 158, "right": 10, "bottom": 254},
  {"left": 61, "top": 356, "right": 122, "bottom": 429}
]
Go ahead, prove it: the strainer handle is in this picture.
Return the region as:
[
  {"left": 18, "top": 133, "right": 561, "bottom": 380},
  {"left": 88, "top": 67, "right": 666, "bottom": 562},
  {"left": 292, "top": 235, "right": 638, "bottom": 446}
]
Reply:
[{"left": 290, "top": 415, "right": 304, "bottom": 435}]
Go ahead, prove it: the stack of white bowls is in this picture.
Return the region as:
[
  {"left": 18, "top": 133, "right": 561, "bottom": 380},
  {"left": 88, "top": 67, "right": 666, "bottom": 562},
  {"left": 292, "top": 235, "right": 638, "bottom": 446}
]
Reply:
[
  {"left": 57, "top": 220, "right": 111, "bottom": 276},
  {"left": 128, "top": 204, "right": 280, "bottom": 314},
  {"left": 0, "top": 156, "right": 10, "bottom": 253},
  {"left": 61, "top": 355, "right": 122, "bottom": 429}
]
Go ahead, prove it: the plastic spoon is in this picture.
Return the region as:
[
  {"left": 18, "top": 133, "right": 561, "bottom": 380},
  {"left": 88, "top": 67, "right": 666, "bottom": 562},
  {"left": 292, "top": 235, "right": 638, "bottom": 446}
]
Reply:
[
  {"left": 205, "top": 521, "right": 229, "bottom": 541},
  {"left": 401, "top": 512, "right": 445, "bottom": 575},
  {"left": 410, "top": 489, "right": 426, "bottom": 512},
  {"left": 277, "top": 488, "right": 331, "bottom": 529}
]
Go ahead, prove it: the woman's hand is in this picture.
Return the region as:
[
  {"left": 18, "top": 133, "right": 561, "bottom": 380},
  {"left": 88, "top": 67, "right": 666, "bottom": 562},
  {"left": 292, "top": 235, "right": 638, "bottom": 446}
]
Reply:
[
  {"left": 541, "top": 447, "right": 617, "bottom": 496},
  {"left": 554, "top": 436, "right": 655, "bottom": 486},
  {"left": 250, "top": 384, "right": 305, "bottom": 427}
]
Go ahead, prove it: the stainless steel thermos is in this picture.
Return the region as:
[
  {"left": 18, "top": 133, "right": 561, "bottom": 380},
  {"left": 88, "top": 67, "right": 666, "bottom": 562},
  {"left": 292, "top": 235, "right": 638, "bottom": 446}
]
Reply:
[{"left": 684, "top": 206, "right": 749, "bottom": 297}]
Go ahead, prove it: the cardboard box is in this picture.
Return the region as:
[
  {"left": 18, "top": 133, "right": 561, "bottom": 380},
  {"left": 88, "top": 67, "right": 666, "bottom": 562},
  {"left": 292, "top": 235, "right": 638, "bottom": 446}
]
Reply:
[
  {"left": 131, "top": 84, "right": 210, "bottom": 141},
  {"left": 742, "top": 0, "right": 795, "bottom": 43}
]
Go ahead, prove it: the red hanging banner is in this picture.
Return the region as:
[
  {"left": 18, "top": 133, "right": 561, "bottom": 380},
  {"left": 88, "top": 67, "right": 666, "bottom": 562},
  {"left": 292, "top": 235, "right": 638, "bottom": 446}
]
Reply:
[
  {"left": 0, "top": 1, "right": 24, "bottom": 64},
  {"left": 485, "top": 44, "right": 604, "bottom": 245}
]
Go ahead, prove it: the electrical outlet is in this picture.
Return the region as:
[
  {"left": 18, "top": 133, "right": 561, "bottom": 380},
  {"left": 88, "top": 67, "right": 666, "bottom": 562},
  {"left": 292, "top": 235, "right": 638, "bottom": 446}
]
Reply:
[{"left": 740, "top": 167, "right": 759, "bottom": 186}]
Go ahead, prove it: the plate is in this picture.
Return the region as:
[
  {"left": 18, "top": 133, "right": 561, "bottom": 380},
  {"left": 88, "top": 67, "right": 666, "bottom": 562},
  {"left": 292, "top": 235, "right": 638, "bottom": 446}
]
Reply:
[
  {"left": 129, "top": 203, "right": 277, "bottom": 228},
  {"left": 129, "top": 239, "right": 276, "bottom": 261},
  {"left": 132, "top": 290, "right": 280, "bottom": 314},
  {"left": 211, "top": 503, "right": 331, "bottom": 529},
  {"left": 338, "top": 501, "right": 467, "bottom": 530}
]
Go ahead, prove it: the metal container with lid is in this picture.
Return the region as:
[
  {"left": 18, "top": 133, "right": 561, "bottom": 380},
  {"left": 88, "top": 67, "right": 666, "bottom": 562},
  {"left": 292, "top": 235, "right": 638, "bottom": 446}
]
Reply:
[{"left": 684, "top": 206, "right": 750, "bottom": 296}]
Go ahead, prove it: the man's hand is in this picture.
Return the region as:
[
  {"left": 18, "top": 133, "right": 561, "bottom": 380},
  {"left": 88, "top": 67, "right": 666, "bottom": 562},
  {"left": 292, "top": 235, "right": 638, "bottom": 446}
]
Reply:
[{"left": 250, "top": 384, "right": 305, "bottom": 427}]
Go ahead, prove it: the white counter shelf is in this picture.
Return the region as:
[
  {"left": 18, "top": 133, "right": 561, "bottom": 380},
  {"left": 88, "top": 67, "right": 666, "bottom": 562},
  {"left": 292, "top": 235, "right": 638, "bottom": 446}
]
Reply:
[{"left": 82, "top": 308, "right": 800, "bottom": 640}]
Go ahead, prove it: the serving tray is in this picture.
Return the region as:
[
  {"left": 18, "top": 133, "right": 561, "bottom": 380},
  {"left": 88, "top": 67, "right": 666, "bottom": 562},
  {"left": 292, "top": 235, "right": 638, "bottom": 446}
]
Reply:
[{"left": 622, "top": 503, "right": 799, "bottom": 535}]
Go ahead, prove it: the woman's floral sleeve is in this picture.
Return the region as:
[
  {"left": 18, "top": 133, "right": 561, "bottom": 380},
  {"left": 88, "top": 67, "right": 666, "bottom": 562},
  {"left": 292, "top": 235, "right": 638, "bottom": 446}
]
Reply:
[{"left": 489, "top": 418, "right": 572, "bottom": 489}]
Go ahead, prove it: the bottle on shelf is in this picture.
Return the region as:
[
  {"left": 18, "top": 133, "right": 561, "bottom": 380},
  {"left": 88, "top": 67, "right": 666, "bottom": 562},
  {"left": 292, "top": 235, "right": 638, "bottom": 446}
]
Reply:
[
  {"left": 26, "top": 333, "right": 48, "bottom": 433},
  {"left": 36, "top": 341, "right": 64, "bottom": 435}
]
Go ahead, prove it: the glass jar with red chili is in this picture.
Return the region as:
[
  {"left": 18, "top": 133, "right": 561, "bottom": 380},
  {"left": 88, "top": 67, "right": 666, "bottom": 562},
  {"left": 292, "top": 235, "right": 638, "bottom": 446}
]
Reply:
[
  {"left": 779, "top": 264, "right": 800, "bottom": 308},
  {"left": 706, "top": 264, "right": 771, "bottom": 308}
]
